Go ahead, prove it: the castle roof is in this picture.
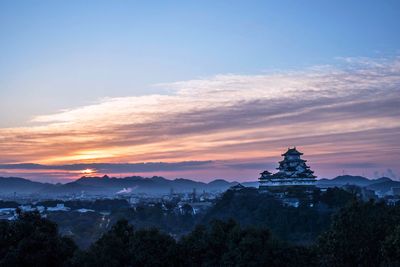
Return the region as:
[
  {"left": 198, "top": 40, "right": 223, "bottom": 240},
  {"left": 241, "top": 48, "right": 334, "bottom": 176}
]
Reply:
[
  {"left": 279, "top": 158, "right": 307, "bottom": 164},
  {"left": 281, "top": 147, "right": 303, "bottom": 156}
]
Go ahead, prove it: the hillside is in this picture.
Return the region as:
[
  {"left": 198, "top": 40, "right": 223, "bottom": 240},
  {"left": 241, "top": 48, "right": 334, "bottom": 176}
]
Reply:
[
  {"left": 366, "top": 180, "right": 400, "bottom": 194},
  {"left": 1, "top": 174, "right": 398, "bottom": 196},
  {"left": 316, "top": 175, "right": 393, "bottom": 187},
  {"left": 0, "top": 177, "right": 54, "bottom": 195},
  {"left": 0, "top": 175, "right": 237, "bottom": 196}
]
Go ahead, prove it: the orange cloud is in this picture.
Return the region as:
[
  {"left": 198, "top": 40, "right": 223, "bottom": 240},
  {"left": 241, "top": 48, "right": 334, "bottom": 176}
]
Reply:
[{"left": 0, "top": 57, "right": 399, "bottom": 181}]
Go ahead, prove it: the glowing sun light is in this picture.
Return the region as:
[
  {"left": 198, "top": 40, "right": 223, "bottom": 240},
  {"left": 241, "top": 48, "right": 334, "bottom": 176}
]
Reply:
[{"left": 81, "top": 168, "right": 95, "bottom": 175}]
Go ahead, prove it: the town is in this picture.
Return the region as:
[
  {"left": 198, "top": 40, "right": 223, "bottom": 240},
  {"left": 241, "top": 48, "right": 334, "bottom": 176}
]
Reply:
[{"left": 1, "top": 148, "right": 399, "bottom": 228}]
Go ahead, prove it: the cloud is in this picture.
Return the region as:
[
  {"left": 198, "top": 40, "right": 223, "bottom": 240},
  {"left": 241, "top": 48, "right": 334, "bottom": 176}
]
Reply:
[
  {"left": 0, "top": 161, "right": 214, "bottom": 172},
  {"left": 0, "top": 57, "right": 399, "bottom": 180}
]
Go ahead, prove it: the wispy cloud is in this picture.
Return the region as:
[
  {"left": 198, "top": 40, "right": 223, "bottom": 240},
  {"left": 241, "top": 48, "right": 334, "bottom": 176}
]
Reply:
[
  {"left": 1, "top": 57, "right": 399, "bottom": 181},
  {"left": 0, "top": 161, "right": 214, "bottom": 172}
]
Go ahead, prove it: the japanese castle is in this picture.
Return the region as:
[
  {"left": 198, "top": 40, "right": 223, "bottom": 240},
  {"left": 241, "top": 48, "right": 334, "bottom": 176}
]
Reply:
[{"left": 259, "top": 147, "right": 316, "bottom": 191}]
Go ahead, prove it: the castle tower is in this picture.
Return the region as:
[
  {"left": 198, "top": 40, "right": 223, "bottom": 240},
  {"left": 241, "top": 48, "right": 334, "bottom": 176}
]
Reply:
[{"left": 259, "top": 147, "right": 316, "bottom": 191}]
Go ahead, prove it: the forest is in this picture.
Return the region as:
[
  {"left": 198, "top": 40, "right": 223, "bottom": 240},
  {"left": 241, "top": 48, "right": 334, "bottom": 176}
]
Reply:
[{"left": 1, "top": 188, "right": 400, "bottom": 266}]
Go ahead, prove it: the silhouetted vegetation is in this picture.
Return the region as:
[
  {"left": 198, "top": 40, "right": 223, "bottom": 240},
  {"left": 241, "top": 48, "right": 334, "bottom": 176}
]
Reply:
[
  {"left": 202, "top": 188, "right": 333, "bottom": 244},
  {"left": 47, "top": 211, "right": 107, "bottom": 249},
  {"left": 114, "top": 202, "right": 198, "bottom": 235},
  {"left": 0, "top": 210, "right": 76, "bottom": 267},
  {"left": 317, "top": 200, "right": 400, "bottom": 267},
  {"left": 1, "top": 189, "right": 400, "bottom": 266},
  {"left": 0, "top": 201, "right": 19, "bottom": 209},
  {"left": 73, "top": 219, "right": 178, "bottom": 267},
  {"left": 316, "top": 187, "right": 356, "bottom": 208},
  {"left": 178, "top": 219, "right": 317, "bottom": 267}
]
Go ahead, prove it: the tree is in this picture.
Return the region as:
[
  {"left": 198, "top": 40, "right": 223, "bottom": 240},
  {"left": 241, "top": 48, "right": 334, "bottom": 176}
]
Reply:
[
  {"left": 382, "top": 225, "right": 400, "bottom": 266},
  {"left": 178, "top": 219, "right": 317, "bottom": 267},
  {"left": 129, "top": 228, "right": 178, "bottom": 266},
  {"left": 0, "top": 210, "right": 77, "bottom": 267},
  {"left": 317, "top": 200, "right": 400, "bottom": 267},
  {"left": 202, "top": 188, "right": 332, "bottom": 244},
  {"left": 318, "top": 187, "right": 356, "bottom": 208},
  {"left": 76, "top": 219, "right": 178, "bottom": 267}
]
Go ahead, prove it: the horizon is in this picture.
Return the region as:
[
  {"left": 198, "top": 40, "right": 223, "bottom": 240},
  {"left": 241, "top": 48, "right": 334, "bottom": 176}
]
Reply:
[
  {"left": 1, "top": 1, "right": 399, "bottom": 183},
  {"left": 0, "top": 170, "right": 394, "bottom": 185}
]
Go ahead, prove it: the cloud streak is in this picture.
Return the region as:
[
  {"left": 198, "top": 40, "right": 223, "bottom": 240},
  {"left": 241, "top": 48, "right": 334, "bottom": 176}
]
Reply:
[
  {"left": 1, "top": 57, "right": 399, "bottom": 181},
  {"left": 0, "top": 161, "right": 214, "bottom": 172}
]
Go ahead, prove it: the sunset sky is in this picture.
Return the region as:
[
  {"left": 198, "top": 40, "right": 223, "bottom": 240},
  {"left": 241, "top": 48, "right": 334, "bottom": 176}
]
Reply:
[{"left": 0, "top": 1, "right": 399, "bottom": 182}]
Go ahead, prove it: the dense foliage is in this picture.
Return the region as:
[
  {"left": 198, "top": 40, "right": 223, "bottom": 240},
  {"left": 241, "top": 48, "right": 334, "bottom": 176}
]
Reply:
[
  {"left": 48, "top": 202, "right": 198, "bottom": 248},
  {"left": 36, "top": 187, "right": 356, "bottom": 248},
  {"left": 0, "top": 210, "right": 76, "bottom": 267},
  {"left": 74, "top": 220, "right": 178, "bottom": 267},
  {"left": 203, "top": 188, "right": 334, "bottom": 244},
  {"left": 317, "top": 200, "right": 400, "bottom": 266},
  {"left": 70, "top": 218, "right": 317, "bottom": 267},
  {"left": 47, "top": 211, "right": 107, "bottom": 248},
  {"left": 1, "top": 188, "right": 400, "bottom": 266},
  {"left": 315, "top": 187, "right": 356, "bottom": 208},
  {"left": 178, "top": 219, "right": 316, "bottom": 267},
  {"left": 0, "top": 201, "right": 19, "bottom": 209}
]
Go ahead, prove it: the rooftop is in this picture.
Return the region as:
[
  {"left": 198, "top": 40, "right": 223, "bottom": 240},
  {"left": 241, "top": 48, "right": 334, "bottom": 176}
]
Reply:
[{"left": 281, "top": 147, "right": 303, "bottom": 156}]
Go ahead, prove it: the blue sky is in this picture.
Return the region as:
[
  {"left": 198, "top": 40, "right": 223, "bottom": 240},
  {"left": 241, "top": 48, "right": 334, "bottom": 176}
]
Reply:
[
  {"left": 0, "top": 1, "right": 400, "bottom": 182},
  {"left": 1, "top": 0, "right": 399, "bottom": 127}
]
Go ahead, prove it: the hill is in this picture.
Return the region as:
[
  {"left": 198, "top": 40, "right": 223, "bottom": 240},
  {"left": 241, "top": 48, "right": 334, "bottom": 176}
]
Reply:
[
  {"left": 201, "top": 187, "right": 334, "bottom": 244},
  {"left": 0, "top": 175, "right": 237, "bottom": 196},
  {"left": 0, "top": 177, "right": 54, "bottom": 195},
  {"left": 316, "top": 175, "right": 393, "bottom": 187},
  {"left": 366, "top": 180, "right": 400, "bottom": 194},
  {"left": 2, "top": 174, "right": 398, "bottom": 196}
]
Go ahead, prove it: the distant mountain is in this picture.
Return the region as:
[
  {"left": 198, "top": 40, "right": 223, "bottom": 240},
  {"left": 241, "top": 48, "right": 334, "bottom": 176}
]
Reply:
[
  {"left": 239, "top": 175, "right": 399, "bottom": 194},
  {"left": 2, "top": 174, "right": 398, "bottom": 197},
  {"left": 316, "top": 175, "right": 400, "bottom": 195},
  {"left": 366, "top": 180, "right": 400, "bottom": 194},
  {"left": 316, "top": 175, "right": 393, "bottom": 187},
  {"left": 62, "top": 176, "right": 237, "bottom": 195},
  {"left": 0, "top": 177, "right": 54, "bottom": 195},
  {"left": 207, "top": 179, "right": 237, "bottom": 189},
  {"left": 0, "top": 175, "right": 237, "bottom": 196},
  {"left": 228, "top": 176, "right": 395, "bottom": 189}
]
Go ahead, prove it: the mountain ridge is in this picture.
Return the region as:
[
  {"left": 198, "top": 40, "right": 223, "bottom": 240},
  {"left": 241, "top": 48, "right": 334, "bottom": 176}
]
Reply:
[
  {"left": 1, "top": 175, "right": 398, "bottom": 196},
  {"left": 0, "top": 175, "right": 238, "bottom": 196}
]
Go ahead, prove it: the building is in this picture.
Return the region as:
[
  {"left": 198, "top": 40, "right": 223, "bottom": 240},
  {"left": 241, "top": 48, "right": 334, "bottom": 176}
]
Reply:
[
  {"left": 259, "top": 147, "right": 316, "bottom": 191},
  {"left": 259, "top": 147, "right": 317, "bottom": 206},
  {"left": 76, "top": 208, "right": 95, "bottom": 213},
  {"left": 47, "top": 203, "right": 70, "bottom": 212}
]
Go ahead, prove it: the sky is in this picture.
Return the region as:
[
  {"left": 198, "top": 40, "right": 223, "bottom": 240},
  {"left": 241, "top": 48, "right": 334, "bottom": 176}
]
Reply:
[{"left": 0, "top": 1, "right": 399, "bottom": 182}]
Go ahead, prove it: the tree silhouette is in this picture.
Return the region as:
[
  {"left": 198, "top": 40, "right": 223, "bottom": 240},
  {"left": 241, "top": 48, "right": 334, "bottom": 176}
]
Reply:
[
  {"left": 76, "top": 219, "right": 178, "bottom": 267},
  {"left": 317, "top": 200, "right": 400, "bottom": 266},
  {"left": 0, "top": 210, "right": 76, "bottom": 267}
]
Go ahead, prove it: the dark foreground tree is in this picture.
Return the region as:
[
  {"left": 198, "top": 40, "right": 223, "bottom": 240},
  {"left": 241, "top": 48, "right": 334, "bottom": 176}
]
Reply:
[
  {"left": 382, "top": 225, "right": 400, "bottom": 266},
  {"left": 75, "top": 218, "right": 317, "bottom": 267},
  {"left": 202, "top": 188, "right": 334, "bottom": 244},
  {"left": 75, "top": 219, "right": 178, "bottom": 267},
  {"left": 317, "top": 200, "right": 400, "bottom": 267},
  {"left": 0, "top": 210, "right": 76, "bottom": 267},
  {"left": 178, "top": 219, "right": 317, "bottom": 267}
]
